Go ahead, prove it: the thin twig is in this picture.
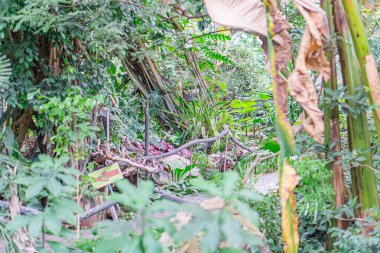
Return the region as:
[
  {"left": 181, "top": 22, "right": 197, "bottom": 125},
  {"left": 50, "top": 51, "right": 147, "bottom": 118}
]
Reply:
[
  {"left": 223, "top": 135, "right": 229, "bottom": 172},
  {"left": 243, "top": 153, "right": 279, "bottom": 184}
]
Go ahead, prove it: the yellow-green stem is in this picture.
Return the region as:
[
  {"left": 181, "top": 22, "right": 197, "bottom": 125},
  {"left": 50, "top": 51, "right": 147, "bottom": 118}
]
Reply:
[
  {"left": 342, "top": 0, "right": 380, "bottom": 146},
  {"left": 334, "top": 0, "right": 379, "bottom": 218}
]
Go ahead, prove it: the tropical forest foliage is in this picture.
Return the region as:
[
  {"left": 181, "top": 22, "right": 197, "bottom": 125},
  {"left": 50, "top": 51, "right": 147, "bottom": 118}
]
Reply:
[{"left": 0, "top": 0, "right": 379, "bottom": 252}]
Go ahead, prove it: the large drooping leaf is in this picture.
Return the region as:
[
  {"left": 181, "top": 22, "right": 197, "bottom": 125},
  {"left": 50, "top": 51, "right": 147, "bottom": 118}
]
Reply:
[
  {"left": 288, "top": 0, "right": 330, "bottom": 144},
  {"left": 204, "top": 0, "right": 292, "bottom": 70},
  {"left": 203, "top": 2, "right": 297, "bottom": 253},
  {"left": 203, "top": 0, "right": 267, "bottom": 41}
]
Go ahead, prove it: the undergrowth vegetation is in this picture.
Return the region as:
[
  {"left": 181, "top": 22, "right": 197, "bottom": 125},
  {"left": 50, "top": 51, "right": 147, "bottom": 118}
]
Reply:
[{"left": 0, "top": 0, "right": 379, "bottom": 253}]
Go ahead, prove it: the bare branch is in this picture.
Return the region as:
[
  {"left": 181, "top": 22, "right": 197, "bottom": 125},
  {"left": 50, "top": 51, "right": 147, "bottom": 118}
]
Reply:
[
  {"left": 229, "top": 134, "right": 257, "bottom": 153},
  {"left": 109, "top": 156, "right": 159, "bottom": 173},
  {"left": 144, "top": 129, "right": 230, "bottom": 160}
]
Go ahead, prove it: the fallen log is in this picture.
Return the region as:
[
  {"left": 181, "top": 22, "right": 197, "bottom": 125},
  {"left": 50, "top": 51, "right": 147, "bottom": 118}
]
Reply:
[
  {"left": 0, "top": 190, "right": 186, "bottom": 221},
  {"left": 0, "top": 200, "right": 40, "bottom": 216},
  {"left": 229, "top": 134, "right": 257, "bottom": 153},
  {"left": 144, "top": 129, "right": 230, "bottom": 160},
  {"left": 109, "top": 156, "right": 159, "bottom": 173},
  {"left": 79, "top": 201, "right": 118, "bottom": 220},
  {"left": 153, "top": 189, "right": 187, "bottom": 203}
]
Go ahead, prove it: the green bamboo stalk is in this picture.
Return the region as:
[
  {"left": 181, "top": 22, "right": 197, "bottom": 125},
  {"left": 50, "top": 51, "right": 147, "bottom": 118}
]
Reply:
[
  {"left": 321, "top": 0, "right": 347, "bottom": 230},
  {"left": 263, "top": 1, "right": 298, "bottom": 252},
  {"left": 342, "top": 0, "right": 380, "bottom": 145},
  {"left": 334, "top": 0, "right": 379, "bottom": 218}
]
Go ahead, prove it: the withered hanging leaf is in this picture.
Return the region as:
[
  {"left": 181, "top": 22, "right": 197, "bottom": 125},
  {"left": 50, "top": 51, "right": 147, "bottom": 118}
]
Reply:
[
  {"left": 288, "top": 0, "right": 330, "bottom": 144},
  {"left": 279, "top": 161, "right": 299, "bottom": 253},
  {"left": 265, "top": 0, "right": 293, "bottom": 73}
]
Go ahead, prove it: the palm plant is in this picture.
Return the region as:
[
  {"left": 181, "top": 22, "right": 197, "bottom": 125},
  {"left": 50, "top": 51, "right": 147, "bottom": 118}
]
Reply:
[{"left": 174, "top": 96, "right": 232, "bottom": 144}]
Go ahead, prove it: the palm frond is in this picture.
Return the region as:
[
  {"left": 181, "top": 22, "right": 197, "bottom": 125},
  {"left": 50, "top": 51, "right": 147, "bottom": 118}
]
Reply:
[{"left": 0, "top": 54, "right": 11, "bottom": 85}]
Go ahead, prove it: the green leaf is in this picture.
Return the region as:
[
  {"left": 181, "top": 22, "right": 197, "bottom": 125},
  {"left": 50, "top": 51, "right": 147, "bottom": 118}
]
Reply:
[
  {"left": 28, "top": 215, "right": 43, "bottom": 238},
  {"left": 57, "top": 199, "right": 83, "bottom": 214},
  {"left": 4, "top": 127, "right": 17, "bottom": 156},
  {"left": 44, "top": 208, "right": 61, "bottom": 235},
  {"left": 94, "top": 237, "right": 129, "bottom": 253},
  {"left": 47, "top": 241, "right": 70, "bottom": 253},
  {"left": 190, "top": 178, "right": 220, "bottom": 196},
  {"left": 112, "top": 180, "right": 154, "bottom": 210},
  {"left": 6, "top": 215, "right": 30, "bottom": 231},
  {"left": 174, "top": 216, "right": 205, "bottom": 243},
  {"left": 221, "top": 212, "right": 243, "bottom": 248},
  {"left": 258, "top": 93, "right": 272, "bottom": 100},
  {"left": 201, "top": 217, "right": 221, "bottom": 253},
  {"left": 237, "top": 189, "right": 262, "bottom": 202},
  {"left": 142, "top": 230, "right": 162, "bottom": 253},
  {"left": 25, "top": 181, "right": 45, "bottom": 199},
  {"left": 262, "top": 140, "right": 280, "bottom": 153},
  {"left": 222, "top": 172, "right": 239, "bottom": 196},
  {"left": 232, "top": 201, "right": 260, "bottom": 228},
  {"left": 47, "top": 178, "right": 61, "bottom": 196}
]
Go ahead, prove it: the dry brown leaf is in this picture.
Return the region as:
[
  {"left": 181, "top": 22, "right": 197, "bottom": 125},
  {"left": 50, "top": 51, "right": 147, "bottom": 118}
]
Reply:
[
  {"left": 228, "top": 206, "right": 272, "bottom": 253},
  {"left": 365, "top": 54, "right": 380, "bottom": 124},
  {"left": 288, "top": 0, "right": 330, "bottom": 143},
  {"left": 200, "top": 196, "right": 225, "bottom": 210},
  {"left": 280, "top": 161, "right": 299, "bottom": 253}
]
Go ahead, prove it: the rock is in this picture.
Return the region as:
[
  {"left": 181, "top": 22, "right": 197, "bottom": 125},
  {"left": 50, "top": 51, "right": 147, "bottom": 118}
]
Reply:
[{"left": 253, "top": 172, "right": 278, "bottom": 195}]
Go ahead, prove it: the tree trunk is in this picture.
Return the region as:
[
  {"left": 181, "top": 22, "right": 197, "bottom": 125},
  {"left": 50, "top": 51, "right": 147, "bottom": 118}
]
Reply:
[
  {"left": 321, "top": 0, "right": 347, "bottom": 230},
  {"left": 342, "top": 0, "right": 380, "bottom": 146}
]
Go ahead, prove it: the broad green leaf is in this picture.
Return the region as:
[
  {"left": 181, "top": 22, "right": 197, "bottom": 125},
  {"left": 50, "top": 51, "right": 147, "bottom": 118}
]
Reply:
[
  {"left": 47, "top": 241, "right": 70, "bottom": 253},
  {"left": 44, "top": 208, "right": 61, "bottom": 235},
  {"left": 201, "top": 217, "right": 221, "bottom": 253},
  {"left": 25, "top": 181, "right": 45, "bottom": 200},
  {"left": 56, "top": 199, "right": 83, "bottom": 214},
  {"left": 221, "top": 212, "right": 243, "bottom": 248},
  {"left": 222, "top": 172, "right": 239, "bottom": 197},
  {"left": 190, "top": 178, "right": 220, "bottom": 196},
  {"left": 47, "top": 179, "right": 61, "bottom": 196},
  {"left": 28, "top": 215, "right": 43, "bottom": 238},
  {"left": 94, "top": 237, "right": 129, "bottom": 253},
  {"left": 262, "top": 140, "right": 281, "bottom": 153},
  {"left": 237, "top": 189, "right": 262, "bottom": 202},
  {"left": 142, "top": 230, "right": 162, "bottom": 253},
  {"left": 232, "top": 201, "right": 260, "bottom": 228},
  {"left": 4, "top": 127, "right": 16, "bottom": 156},
  {"left": 6, "top": 215, "right": 30, "bottom": 231}
]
